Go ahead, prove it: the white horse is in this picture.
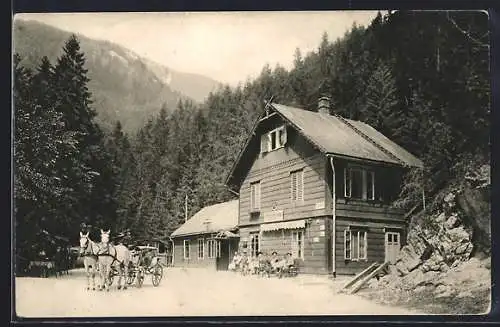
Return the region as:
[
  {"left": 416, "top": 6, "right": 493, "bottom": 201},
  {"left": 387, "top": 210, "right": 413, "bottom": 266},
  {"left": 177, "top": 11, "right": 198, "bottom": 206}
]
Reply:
[
  {"left": 97, "top": 229, "right": 131, "bottom": 291},
  {"left": 79, "top": 231, "right": 100, "bottom": 290}
]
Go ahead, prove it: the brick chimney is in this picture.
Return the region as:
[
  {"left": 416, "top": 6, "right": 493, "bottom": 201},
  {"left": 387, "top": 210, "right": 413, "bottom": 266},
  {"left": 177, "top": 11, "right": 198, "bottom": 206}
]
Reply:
[{"left": 318, "top": 96, "right": 331, "bottom": 115}]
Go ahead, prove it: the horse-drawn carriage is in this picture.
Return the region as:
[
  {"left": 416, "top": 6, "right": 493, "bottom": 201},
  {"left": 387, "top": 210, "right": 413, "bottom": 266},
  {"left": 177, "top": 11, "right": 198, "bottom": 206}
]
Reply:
[{"left": 108, "top": 245, "right": 163, "bottom": 288}]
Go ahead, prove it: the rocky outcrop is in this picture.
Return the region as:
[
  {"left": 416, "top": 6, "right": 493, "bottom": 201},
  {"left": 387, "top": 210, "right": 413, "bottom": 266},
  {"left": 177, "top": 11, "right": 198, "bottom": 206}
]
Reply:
[
  {"left": 363, "top": 164, "right": 490, "bottom": 313},
  {"left": 393, "top": 190, "right": 474, "bottom": 277}
]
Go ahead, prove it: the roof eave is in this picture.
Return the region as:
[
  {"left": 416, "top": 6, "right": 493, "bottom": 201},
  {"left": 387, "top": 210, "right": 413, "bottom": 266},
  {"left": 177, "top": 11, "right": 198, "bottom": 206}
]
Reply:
[
  {"left": 326, "top": 152, "right": 423, "bottom": 169},
  {"left": 171, "top": 226, "right": 239, "bottom": 239}
]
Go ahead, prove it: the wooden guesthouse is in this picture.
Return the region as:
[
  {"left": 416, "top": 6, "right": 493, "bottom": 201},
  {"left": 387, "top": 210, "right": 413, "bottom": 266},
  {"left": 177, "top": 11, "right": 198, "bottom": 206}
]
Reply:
[
  {"left": 170, "top": 200, "right": 239, "bottom": 271},
  {"left": 225, "top": 97, "right": 423, "bottom": 276}
]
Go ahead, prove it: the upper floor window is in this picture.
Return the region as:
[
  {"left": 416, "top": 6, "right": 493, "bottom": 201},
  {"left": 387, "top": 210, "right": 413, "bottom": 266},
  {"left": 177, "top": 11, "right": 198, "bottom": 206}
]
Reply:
[
  {"left": 344, "top": 167, "right": 375, "bottom": 200},
  {"left": 250, "top": 181, "right": 261, "bottom": 212},
  {"left": 290, "top": 169, "right": 304, "bottom": 203},
  {"left": 261, "top": 125, "right": 287, "bottom": 153}
]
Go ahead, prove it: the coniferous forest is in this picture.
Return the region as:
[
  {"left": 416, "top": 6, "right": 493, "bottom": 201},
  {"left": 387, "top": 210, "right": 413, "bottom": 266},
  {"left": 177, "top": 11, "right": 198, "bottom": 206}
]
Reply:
[{"left": 14, "top": 11, "right": 490, "bottom": 273}]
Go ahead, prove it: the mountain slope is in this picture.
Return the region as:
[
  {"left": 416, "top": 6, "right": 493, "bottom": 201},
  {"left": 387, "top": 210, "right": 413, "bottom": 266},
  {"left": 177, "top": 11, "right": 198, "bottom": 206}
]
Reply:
[
  {"left": 143, "top": 58, "right": 222, "bottom": 103},
  {"left": 13, "top": 19, "right": 220, "bottom": 132}
]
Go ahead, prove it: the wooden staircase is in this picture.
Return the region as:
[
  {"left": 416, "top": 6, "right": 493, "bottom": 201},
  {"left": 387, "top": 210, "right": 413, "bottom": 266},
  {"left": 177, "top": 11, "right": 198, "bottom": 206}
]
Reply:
[{"left": 339, "top": 262, "right": 389, "bottom": 295}]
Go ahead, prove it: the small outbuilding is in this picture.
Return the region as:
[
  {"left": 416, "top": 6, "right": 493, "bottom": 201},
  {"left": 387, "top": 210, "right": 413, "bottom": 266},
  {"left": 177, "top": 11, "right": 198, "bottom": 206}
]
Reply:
[{"left": 170, "top": 200, "right": 239, "bottom": 270}]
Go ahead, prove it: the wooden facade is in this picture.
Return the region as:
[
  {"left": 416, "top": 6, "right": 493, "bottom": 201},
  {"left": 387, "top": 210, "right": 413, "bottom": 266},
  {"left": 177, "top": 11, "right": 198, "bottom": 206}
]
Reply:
[
  {"left": 227, "top": 102, "right": 422, "bottom": 276},
  {"left": 173, "top": 233, "right": 239, "bottom": 270}
]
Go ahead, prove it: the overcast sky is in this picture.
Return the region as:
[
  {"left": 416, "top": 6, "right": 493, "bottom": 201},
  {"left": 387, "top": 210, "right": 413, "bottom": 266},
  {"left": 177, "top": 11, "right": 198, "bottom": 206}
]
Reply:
[{"left": 16, "top": 11, "right": 378, "bottom": 86}]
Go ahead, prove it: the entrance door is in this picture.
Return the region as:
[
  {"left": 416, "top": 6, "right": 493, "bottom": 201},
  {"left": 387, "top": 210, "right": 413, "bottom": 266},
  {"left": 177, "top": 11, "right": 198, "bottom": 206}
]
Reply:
[
  {"left": 216, "top": 240, "right": 229, "bottom": 271},
  {"left": 385, "top": 232, "right": 401, "bottom": 263}
]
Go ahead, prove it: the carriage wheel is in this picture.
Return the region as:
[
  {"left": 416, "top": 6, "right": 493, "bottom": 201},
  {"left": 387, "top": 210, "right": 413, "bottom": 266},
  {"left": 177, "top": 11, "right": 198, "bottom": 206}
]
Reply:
[
  {"left": 136, "top": 268, "right": 144, "bottom": 288},
  {"left": 152, "top": 264, "right": 163, "bottom": 287}
]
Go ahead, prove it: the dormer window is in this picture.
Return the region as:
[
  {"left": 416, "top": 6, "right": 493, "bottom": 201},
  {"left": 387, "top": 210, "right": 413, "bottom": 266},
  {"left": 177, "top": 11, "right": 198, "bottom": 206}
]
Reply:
[{"left": 261, "top": 125, "right": 287, "bottom": 153}]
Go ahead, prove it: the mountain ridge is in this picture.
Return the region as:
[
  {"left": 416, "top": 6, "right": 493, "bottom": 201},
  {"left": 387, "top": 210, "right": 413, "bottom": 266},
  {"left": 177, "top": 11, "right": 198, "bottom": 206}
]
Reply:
[{"left": 13, "top": 19, "right": 221, "bottom": 132}]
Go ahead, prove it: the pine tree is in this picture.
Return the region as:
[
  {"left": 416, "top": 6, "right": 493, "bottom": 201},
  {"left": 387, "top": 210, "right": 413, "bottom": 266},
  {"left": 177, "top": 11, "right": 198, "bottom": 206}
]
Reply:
[{"left": 363, "top": 62, "right": 401, "bottom": 138}]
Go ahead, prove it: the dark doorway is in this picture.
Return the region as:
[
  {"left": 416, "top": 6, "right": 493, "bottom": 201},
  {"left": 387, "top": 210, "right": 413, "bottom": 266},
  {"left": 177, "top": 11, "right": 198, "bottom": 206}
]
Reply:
[
  {"left": 216, "top": 238, "right": 239, "bottom": 271},
  {"left": 216, "top": 239, "right": 229, "bottom": 271}
]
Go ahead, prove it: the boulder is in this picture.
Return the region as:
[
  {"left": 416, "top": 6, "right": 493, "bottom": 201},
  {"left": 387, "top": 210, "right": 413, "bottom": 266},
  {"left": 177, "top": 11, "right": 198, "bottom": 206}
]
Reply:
[
  {"left": 444, "top": 192, "right": 456, "bottom": 204},
  {"left": 410, "top": 270, "right": 440, "bottom": 289},
  {"left": 435, "top": 212, "right": 447, "bottom": 223},
  {"left": 445, "top": 213, "right": 461, "bottom": 229},
  {"left": 386, "top": 264, "right": 400, "bottom": 276},
  {"left": 395, "top": 261, "right": 409, "bottom": 276},
  {"left": 456, "top": 290, "right": 473, "bottom": 298},
  {"left": 454, "top": 242, "right": 473, "bottom": 256},
  {"left": 396, "top": 246, "right": 422, "bottom": 274},
  {"left": 435, "top": 284, "right": 454, "bottom": 298},
  {"left": 481, "top": 258, "right": 491, "bottom": 270},
  {"left": 448, "top": 226, "right": 471, "bottom": 243},
  {"left": 421, "top": 252, "right": 445, "bottom": 273}
]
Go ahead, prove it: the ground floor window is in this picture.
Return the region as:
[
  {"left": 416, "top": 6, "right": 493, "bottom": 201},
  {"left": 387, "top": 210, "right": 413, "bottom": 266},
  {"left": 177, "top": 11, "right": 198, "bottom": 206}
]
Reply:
[
  {"left": 207, "top": 239, "right": 221, "bottom": 258},
  {"left": 344, "top": 229, "right": 367, "bottom": 260},
  {"left": 183, "top": 240, "right": 190, "bottom": 260},
  {"left": 291, "top": 229, "right": 304, "bottom": 259},
  {"left": 249, "top": 232, "right": 260, "bottom": 257},
  {"left": 197, "top": 238, "right": 204, "bottom": 259}
]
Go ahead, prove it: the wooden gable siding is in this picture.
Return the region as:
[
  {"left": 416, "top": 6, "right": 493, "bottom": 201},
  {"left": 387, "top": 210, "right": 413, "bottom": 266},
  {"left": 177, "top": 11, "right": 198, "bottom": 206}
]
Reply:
[
  {"left": 238, "top": 128, "right": 328, "bottom": 226},
  {"left": 334, "top": 217, "right": 406, "bottom": 275}
]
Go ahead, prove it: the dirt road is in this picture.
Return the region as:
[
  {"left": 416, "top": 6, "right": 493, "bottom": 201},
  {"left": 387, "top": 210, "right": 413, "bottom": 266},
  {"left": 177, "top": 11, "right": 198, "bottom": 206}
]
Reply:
[{"left": 15, "top": 267, "right": 420, "bottom": 317}]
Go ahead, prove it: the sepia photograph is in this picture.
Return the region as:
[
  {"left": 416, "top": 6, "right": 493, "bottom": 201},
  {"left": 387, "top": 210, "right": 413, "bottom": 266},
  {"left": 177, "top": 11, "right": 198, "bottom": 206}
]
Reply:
[{"left": 12, "top": 10, "right": 491, "bottom": 318}]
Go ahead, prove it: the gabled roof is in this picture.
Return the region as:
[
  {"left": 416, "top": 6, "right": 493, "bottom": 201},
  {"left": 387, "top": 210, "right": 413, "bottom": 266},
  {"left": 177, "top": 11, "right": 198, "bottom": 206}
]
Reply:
[
  {"left": 170, "top": 200, "right": 239, "bottom": 238},
  {"left": 225, "top": 102, "right": 423, "bottom": 190},
  {"left": 272, "top": 104, "right": 423, "bottom": 168}
]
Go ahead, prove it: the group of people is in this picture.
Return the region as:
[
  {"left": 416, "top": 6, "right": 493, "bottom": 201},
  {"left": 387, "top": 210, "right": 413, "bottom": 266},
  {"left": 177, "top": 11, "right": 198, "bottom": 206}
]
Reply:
[{"left": 229, "top": 250, "right": 297, "bottom": 278}]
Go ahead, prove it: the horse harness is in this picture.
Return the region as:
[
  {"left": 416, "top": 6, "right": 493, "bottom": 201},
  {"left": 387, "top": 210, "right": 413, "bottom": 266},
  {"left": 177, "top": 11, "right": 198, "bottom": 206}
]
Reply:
[
  {"left": 81, "top": 238, "right": 98, "bottom": 259},
  {"left": 97, "top": 243, "right": 125, "bottom": 268}
]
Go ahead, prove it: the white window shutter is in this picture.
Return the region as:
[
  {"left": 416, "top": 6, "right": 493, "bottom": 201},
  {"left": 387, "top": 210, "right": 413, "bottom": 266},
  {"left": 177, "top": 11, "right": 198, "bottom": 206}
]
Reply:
[
  {"left": 260, "top": 134, "right": 267, "bottom": 154},
  {"left": 298, "top": 170, "right": 304, "bottom": 201},
  {"left": 256, "top": 182, "right": 261, "bottom": 209},
  {"left": 267, "top": 133, "right": 272, "bottom": 152},
  {"left": 280, "top": 126, "right": 287, "bottom": 146}
]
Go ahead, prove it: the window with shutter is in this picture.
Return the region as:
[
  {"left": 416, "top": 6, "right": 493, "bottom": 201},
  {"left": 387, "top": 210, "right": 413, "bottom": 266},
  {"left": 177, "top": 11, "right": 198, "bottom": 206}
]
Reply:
[
  {"left": 250, "top": 181, "right": 261, "bottom": 212},
  {"left": 264, "top": 125, "right": 287, "bottom": 152},
  {"left": 278, "top": 126, "right": 287, "bottom": 146},
  {"left": 298, "top": 170, "right": 303, "bottom": 201},
  {"left": 260, "top": 134, "right": 268, "bottom": 154},
  {"left": 290, "top": 169, "right": 304, "bottom": 203}
]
